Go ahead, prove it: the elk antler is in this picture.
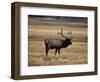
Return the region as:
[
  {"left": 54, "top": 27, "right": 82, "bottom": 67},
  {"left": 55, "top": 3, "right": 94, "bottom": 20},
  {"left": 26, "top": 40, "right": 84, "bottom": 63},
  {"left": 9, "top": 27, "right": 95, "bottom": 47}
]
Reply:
[
  {"left": 66, "top": 30, "right": 72, "bottom": 39},
  {"left": 58, "top": 28, "right": 66, "bottom": 38}
]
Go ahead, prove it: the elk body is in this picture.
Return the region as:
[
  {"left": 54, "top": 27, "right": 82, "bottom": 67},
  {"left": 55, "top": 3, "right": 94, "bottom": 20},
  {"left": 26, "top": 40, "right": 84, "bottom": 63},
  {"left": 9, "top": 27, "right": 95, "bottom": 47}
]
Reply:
[{"left": 44, "top": 28, "right": 72, "bottom": 56}]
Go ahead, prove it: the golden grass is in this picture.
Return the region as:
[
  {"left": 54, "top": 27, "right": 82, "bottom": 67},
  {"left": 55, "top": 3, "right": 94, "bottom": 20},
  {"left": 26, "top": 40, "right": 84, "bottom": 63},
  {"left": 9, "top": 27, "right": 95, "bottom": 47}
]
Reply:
[
  {"left": 28, "top": 41, "right": 87, "bottom": 66},
  {"left": 28, "top": 22, "right": 88, "bottom": 66}
]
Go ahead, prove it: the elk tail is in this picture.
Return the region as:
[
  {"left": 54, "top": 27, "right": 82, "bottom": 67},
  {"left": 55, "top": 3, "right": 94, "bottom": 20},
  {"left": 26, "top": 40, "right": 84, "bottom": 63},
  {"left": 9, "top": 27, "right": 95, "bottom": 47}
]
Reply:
[{"left": 44, "top": 39, "right": 49, "bottom": 48}]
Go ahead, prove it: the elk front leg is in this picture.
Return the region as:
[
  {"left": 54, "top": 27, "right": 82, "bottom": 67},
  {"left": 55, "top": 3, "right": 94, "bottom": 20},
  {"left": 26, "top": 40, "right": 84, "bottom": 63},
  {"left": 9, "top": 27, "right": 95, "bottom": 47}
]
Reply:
[
  {"left": 58, "top": 49, "right": 60, "bottom": 55},
  {"left": 55, "top": 49, "right": 58, "bottom": 55}
]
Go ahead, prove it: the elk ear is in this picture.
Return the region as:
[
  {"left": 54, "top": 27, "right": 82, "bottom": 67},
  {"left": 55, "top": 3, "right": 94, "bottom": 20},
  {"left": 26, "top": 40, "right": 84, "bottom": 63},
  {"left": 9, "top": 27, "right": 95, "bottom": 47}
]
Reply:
[
  {"left": 70, "top": 37, "right": 73, "bottom": 40},
  {"left": 68, "top": 37, "right": 72, "bottom": 40},
  {"left": 69, "top": 38, "right": 71, "bottom": 40}
]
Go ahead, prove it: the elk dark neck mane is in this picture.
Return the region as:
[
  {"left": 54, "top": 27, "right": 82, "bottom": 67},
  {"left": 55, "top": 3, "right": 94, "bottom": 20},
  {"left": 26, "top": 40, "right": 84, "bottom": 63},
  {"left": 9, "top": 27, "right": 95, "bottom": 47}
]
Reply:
[{"left": 61, "top": 39, "right": 71, "bottom": 48}]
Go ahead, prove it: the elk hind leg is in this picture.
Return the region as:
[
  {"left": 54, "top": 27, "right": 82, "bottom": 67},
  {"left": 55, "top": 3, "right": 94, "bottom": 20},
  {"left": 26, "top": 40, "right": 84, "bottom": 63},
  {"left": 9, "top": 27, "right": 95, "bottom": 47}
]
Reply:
[{"left": 45, "top": 48, "right": 49, "bottom": 56}]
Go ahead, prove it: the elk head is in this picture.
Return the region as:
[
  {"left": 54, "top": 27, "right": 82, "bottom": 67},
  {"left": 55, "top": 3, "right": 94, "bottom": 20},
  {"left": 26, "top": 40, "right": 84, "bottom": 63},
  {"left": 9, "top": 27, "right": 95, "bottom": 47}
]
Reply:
[{"left": 58, "top": 28, "right": 72, "bottom": 44}]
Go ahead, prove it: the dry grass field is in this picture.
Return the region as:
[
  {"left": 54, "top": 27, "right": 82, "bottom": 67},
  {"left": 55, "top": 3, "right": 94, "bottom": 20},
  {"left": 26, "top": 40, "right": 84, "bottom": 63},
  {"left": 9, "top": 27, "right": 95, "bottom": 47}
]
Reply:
[
  {"left": 28, "top": 20, "right": 88, "bottom": 66},
  {"left": 28, "top": 15, "right": 88, "bottom": 66}
]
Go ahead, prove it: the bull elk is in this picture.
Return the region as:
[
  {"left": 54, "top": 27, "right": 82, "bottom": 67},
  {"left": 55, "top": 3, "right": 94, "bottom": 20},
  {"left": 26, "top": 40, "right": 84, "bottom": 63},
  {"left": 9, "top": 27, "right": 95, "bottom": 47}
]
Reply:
[{"left": 44, "top": 28, "right": 72, "bottom": 56}]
